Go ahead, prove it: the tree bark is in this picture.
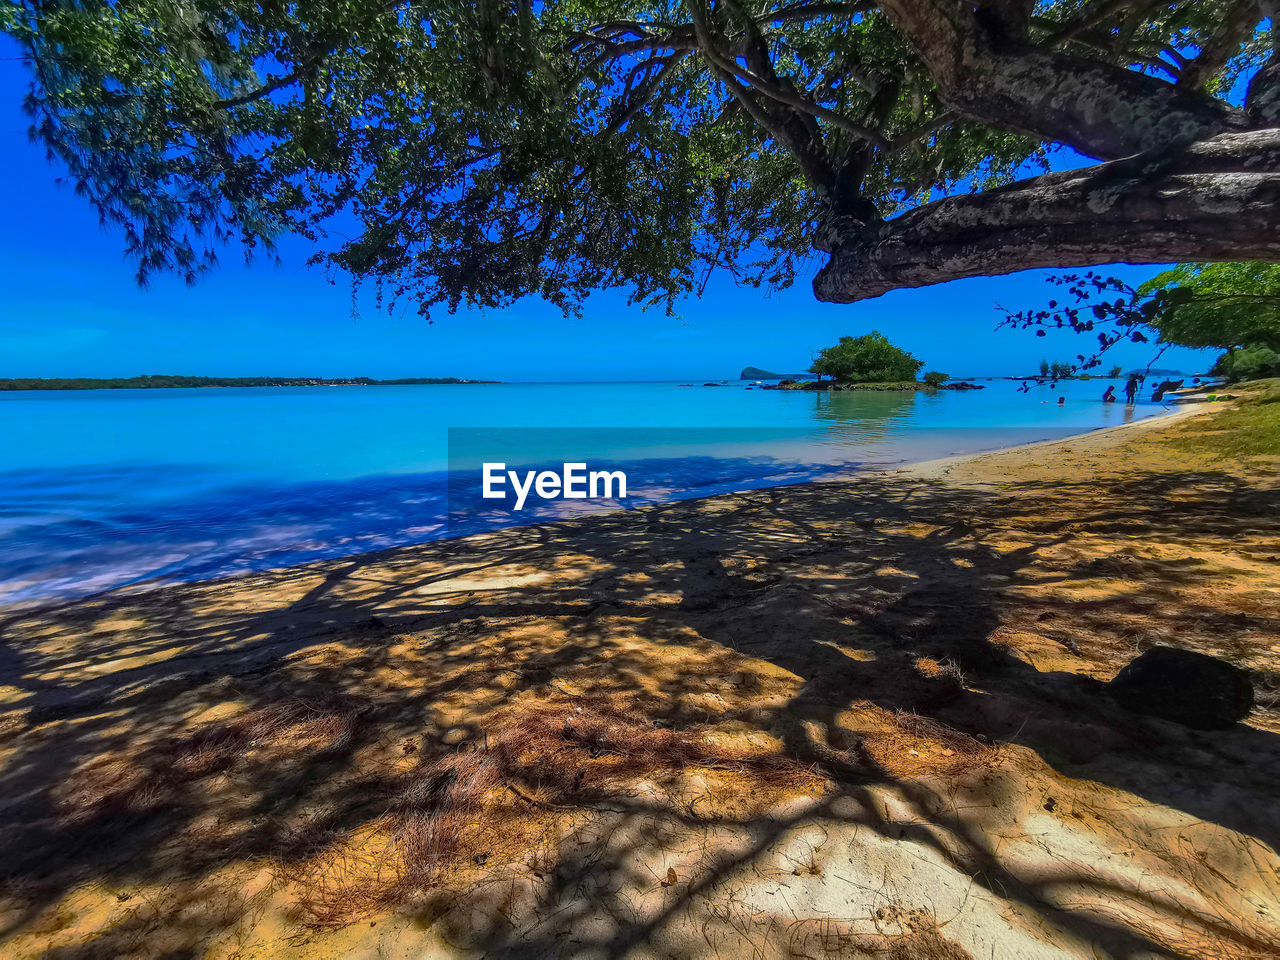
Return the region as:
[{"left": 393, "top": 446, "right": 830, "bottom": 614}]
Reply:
[
  {"left": 812, "top": 128, "right": 1280, "bottom": 303},
  {"left": 878, "top": 0, "right": 1250, "bottom": 159}
]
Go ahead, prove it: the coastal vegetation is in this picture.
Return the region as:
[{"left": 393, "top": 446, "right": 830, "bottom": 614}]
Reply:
[
  {"left": 1008, "top": 263, "right": 1280, "bottom": 379},
  {"left": 0, "top": 375, "right": 493, "bottom": 390},
  {"left": 3, "top": 0, "right": 1275, "bottom": 315},
  {"left": 1214, "top": 344, "right": 1280, "bottom": 382},
  {"left": 809, "top": 331, "right": 923, "bottom": 383},
  {"left": 1172, "top": 378, "right": 1280, "bottom": 459},
  {"left": 1141, "top": 263, "right": 1280, "bottom": 354},
  {"left": 1038, "top": 359, "right": 1076, "bottom": 379},
  {"left": 766, "top": 336, "right": 967, "bottom": 390}
]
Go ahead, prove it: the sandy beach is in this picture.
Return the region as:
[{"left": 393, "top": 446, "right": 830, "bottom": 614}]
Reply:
[{"left": 1, "top": 395, "right": 1277, "bottom": 959}]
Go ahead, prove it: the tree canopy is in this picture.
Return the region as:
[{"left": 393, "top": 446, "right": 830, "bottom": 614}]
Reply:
[
  {"left": 1139, "top": 263, "right": 1280, "bottom": 352},
  {"left": 809, "top": 330, "right": 922, "bottom": 381},
  {"left": 1006, "top": 261, "right": 1280, "bottom": 350},
  {"left": 3, "top": 0, "right": 1277, "bottom": 317}
]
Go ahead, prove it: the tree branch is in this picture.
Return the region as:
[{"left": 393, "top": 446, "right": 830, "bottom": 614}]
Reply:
[
  {"left": 603, "top": 54, "right": 689, "bottom": 135},
  {"left": 879, "top": 0, "right": 1248, "bottom": 159},
  {"left": 687, "top": 0, "right": 841, "bottom": 191},
  {"left": 212, "top": 68, "right": 309, "bottom": 110},
  {"left": 1046, "top": 0, "right": 1140, "bottom": 45},
  {"left": 1178, "top": 2, "right": 1263, "bottom": 89},
  {"left": 691, "top": 21, "right": 887, "bottom": 145},
  {"left": 813, "top": 128, "right": 1280, "bottom": 302},
  {"left": 758, "top": 1, "right": 875, "bottom": 25}
]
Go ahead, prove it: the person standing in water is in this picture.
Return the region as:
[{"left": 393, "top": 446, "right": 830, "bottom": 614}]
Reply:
[{"left": 1124, "top": 374, "right": 1139, "bottom": 404}]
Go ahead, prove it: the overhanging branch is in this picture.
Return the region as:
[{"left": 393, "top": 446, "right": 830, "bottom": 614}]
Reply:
[
  {"left": 813, "top": 128, "right": 1280, "bottom": 303},
  {"left": 880, "top": 0, "right": 1250, "bottom": 159}
]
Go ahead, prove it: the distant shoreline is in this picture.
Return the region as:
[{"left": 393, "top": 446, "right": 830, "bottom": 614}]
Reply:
[{"left": 0, "top": 375, "right": 497, "bottom": 391}]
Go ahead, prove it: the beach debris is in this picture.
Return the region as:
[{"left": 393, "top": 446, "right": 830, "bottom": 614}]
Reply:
[{"left": 1109, "top": 646, "right": 1254, "bottom": 729}]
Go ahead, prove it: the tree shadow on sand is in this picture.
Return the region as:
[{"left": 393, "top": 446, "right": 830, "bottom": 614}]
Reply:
[{"left": 0, "top": 466, "right": 1278, "bottom": 958}]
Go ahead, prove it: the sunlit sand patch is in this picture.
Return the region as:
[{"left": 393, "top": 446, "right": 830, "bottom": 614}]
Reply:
[
  {"left": 78, "top": 648, "right": 199, "bottom": 676},
  {"left": 415, "top": 571, "right": 548, "bottom": 594},
  {"left": 985, "top": 626, "right": 1090, "bottom": 673}
]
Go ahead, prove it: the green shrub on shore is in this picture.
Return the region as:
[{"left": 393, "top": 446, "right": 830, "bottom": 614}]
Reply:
[
  {"left": 809, "top": 332, "right": 924, "bottom": 384},
  {"left": 1212, "top": 344, "right": 1280, "bottom": 383},
  {"left": 922, "top": 371, "right": 949, "bottom": 388}
]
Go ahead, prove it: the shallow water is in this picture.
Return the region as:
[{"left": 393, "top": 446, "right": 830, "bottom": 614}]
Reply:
[{"left": 0, "top": 378, "right": 1167, "bottom": 603}]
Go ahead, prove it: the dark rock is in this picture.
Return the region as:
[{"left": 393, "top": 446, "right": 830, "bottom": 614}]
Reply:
[{"left": 1108, "top": 646, "right": 1253, "bottom": 729}]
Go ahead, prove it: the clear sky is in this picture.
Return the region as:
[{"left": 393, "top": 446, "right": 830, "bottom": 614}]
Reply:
[{"left": 0, "top": 37, "right": 1215, "bottom": 382}]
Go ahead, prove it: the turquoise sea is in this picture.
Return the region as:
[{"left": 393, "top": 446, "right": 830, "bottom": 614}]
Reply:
[{"left": 0, "top": 378, "right": 1170, "bottom": 604}]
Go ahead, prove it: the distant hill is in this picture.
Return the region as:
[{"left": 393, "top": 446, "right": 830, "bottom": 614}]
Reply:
[
  {"left": 0, "top": 375, "right": 496, "bottom": 391},
  {"left": 740, "top": 366, "right": 809, "bottom": 380}
]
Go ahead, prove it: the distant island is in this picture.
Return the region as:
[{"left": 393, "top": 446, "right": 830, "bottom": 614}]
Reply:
[
  {"left": 0, "top": 375, "right": 496, "bottom": 391},
  {"left": 740, "top": 366, "right": 809, "bottom": 380}
]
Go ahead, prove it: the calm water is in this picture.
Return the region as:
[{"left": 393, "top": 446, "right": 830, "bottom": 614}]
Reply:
[{"left": 0, "top": 378, "right": 1167, "bottom": 603}]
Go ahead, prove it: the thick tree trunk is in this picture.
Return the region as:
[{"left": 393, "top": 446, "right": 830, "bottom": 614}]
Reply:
[
  {"left": 878, "top": 0, "right": 1250, "bottom": 159},
  {"left": 812, "top": 128, "right": 1280, "bottom": 303}
]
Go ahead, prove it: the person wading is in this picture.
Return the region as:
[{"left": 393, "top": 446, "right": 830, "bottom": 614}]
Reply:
[{"left": 1124, "top": 375, "right": 1140, "bottom": 404}]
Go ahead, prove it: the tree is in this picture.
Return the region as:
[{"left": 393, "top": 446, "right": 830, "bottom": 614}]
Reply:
[
  {"left": 1139, "top": 263, "right": 1280, "bottom": 352},
  {"left": 922, "top": 370, "right": 949, "bottom": 387},
  {"left": 3, "top": 0, "right": 1278, "bottom": 316},
  {"left": 1108, "top": 364, "right": 1124, "bottom": 378},
  {"left": 809, "top": 331, "right": 923, "bottom": 382},
  {"left": 1003, "top": 263, "right": 1280, "bottom": 374},
  {"left": 1214, "top": 343, "right": 1280, "bottom": 380}
]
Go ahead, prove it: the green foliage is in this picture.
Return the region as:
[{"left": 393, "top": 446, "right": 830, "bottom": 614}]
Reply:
[
  {"left": 1037, "top": 359, "right": 1074, "bottom": 379},
  {"left": 1138, "top": 263, "right": 1280, "bottom": 352},
  {"left": 1011, "top": 263, "right": 1280, "bottom": 373},
  {"left": 1108, "top": 364, "right": 1123, "bottom": 377},
  {"left": 1211, "top": 344, "right": 1280, "bottom": 383},
  {"left": 922, "top": 370, "right": 948, "bottom": 387},
  {"left": 7, "top": 0, "right": 1255, "bottom": 315},
  {"left": 809, "top": 331, "right": 923, "bottom": 383}
]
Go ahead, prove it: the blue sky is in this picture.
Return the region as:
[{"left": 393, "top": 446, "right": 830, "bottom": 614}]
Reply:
[{"left": 0, "top": 38, "right": 1215, "bottom": 382}]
